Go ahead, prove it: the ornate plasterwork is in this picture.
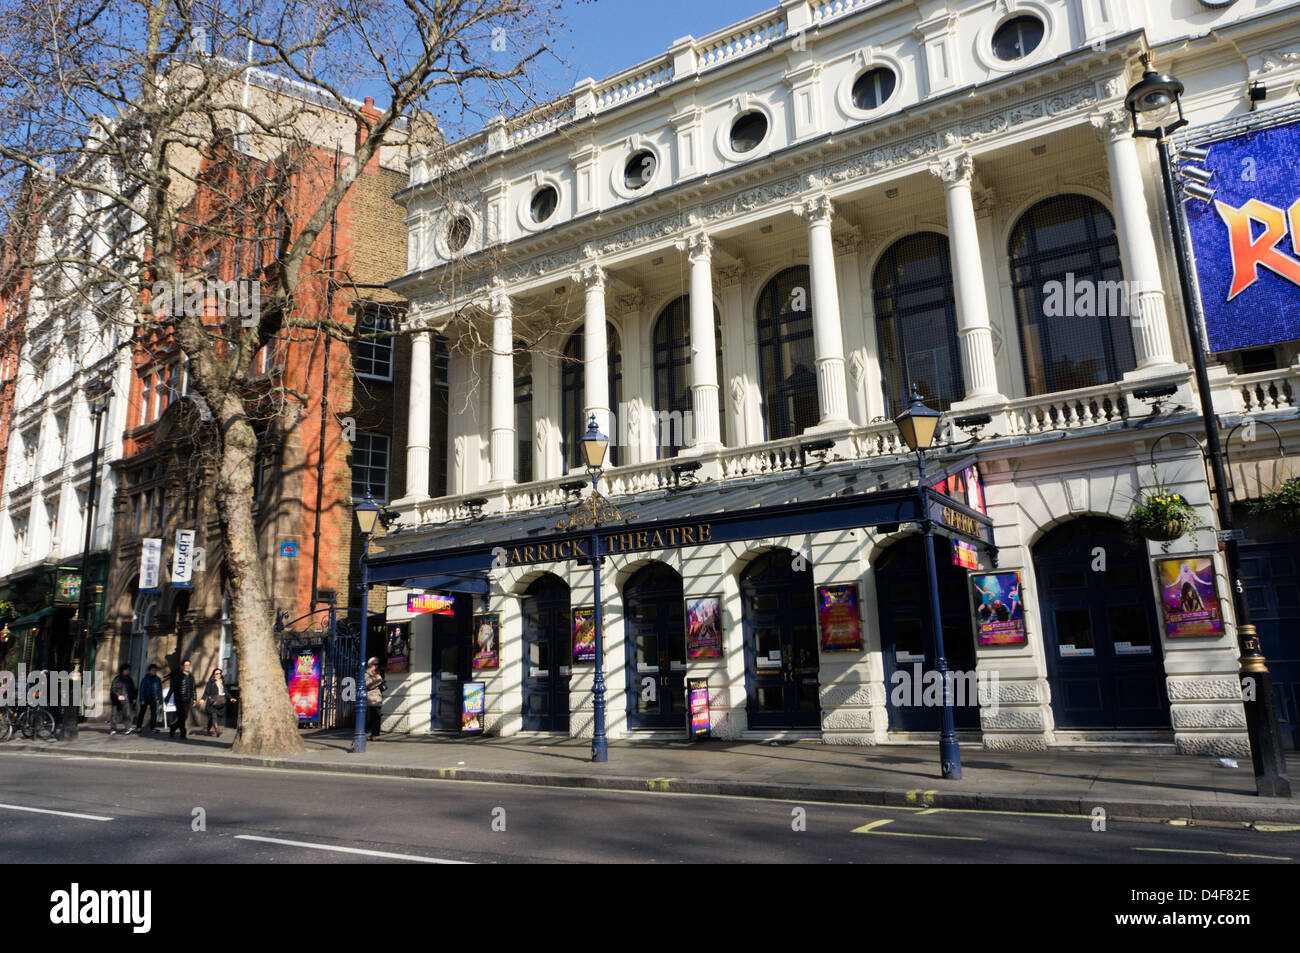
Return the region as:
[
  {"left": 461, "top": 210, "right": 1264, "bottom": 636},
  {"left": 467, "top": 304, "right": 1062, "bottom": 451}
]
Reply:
[
  {"left": 955, "top": 85, "right": 1099, "bottom": 145},
  {"left": 1090, "top": 108, "right": 1130, "bottom": 143},
  {"left": 717, "top": 261, "right": 747, "bottom": 287},
  {"left": 832, "top": 226, "right": 863, "bottom": 256},
  {"left": 681, "top": 230, "right": 712, "bottom": 262},
  {"left": 1258, "top": 48, "right": 1300, "bottom": 74},
  {"left": 793, "top": 191, "right": 835, "bottom": 225},
  {"left": 933, "top": 151, "right": 975, "bottom": 186},
  {"left": 616, "top": 288, "right": 644, "bottom": 313}
]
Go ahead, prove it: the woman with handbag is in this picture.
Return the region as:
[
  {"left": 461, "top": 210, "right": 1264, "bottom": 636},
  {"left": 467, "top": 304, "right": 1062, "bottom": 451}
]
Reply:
[{"left": 202, "top": 668, "right": 229, "bottom": 737}]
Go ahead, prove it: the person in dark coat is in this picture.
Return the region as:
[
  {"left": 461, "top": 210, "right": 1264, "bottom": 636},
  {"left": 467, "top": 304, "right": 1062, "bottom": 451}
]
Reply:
[
  {"left": 364, "top": 658, "right": 385, "bottom": 742},
  {"left": 166, "top": 659, "right": 197, "bottom": 739},
  {"left": 108, "top": 664, "right": 137, "bottom": 735},
  {"left": 202, "top": 668, "right": 229, "bottom": 737},
  {"left": 135, "top": 664, "right": 162, "bottom": 733}
]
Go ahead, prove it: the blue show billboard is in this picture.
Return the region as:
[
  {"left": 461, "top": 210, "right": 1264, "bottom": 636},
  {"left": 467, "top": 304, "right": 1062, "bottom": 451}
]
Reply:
[{"left": 1184, "top": 116, "right": 1300, "bottom": 353}]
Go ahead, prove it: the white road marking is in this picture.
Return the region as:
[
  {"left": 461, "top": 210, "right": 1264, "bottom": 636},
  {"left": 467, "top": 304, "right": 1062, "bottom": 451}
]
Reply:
[
  {"left": 234, "top": 834, "right": 470, "bottom": 864},
  {"left": 0, "top": 802, "right": 114, "bottom": 821}
]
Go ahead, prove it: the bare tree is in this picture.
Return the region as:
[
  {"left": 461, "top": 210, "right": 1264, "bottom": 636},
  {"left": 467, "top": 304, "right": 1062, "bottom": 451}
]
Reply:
[{"left": 0, "top": 0, "right": 562, "bottom": 754}]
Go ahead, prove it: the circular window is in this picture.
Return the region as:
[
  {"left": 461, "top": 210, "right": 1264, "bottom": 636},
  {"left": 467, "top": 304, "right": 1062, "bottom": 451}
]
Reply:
[
  {"left": 624, "top": 150, "right": 657, "bottom": 190},
  {"left": 530, "top": 185, "right": 558, "bottom": 223},
  {"left": 729, "top": 112, "right": 768, "bottom": 154},
  {"left": 992, "top": 15, "right": 1044, "bottom": 61},
  {"left": 447, "top": 216, "right": 472, "bottom": 252},
  {"left": 851, "top": 68, "right": 897, "bottom": 111}
]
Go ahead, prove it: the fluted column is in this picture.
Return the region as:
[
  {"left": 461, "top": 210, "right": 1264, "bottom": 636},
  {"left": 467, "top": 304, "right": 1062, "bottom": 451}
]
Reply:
[
  {"left": 578, "top": 260, "right": 611, "bottom": 440},
  {"left": 685, "top": 232, "right": 722, "bottom": 448},
  {"left": 1092, "top": 108, "right": 1177, "bottom": 372},
  {"left": 488, "top": 282, "right": 515, "bottom": 484},
  {"left": 795, "top": 193, "right": 851, "bottom": 427},
  {"left": 404, "top": 323, "right": 432, "bottom": 499},
  {"left": 933, "top": 153, "right": 1003, "bottom": 403}
]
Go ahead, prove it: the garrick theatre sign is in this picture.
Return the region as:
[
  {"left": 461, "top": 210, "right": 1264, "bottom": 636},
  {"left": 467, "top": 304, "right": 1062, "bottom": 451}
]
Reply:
[{"left": 367, "top": 456, "right": 995, "bottom": 585}]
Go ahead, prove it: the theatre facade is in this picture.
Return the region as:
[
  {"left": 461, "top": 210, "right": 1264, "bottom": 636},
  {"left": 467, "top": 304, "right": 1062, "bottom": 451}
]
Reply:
[{"left": 375, "top": 0, "right": 1300, "bottom": 756}]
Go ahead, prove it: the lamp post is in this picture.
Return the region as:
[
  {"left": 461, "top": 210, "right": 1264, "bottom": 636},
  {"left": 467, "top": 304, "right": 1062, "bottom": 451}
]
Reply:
[
  {"left": 579, "top": 415, "right": 611, "bottom": 763},
  {"left": 1126, "top": 60, "right": 1291, "bottom": 797},
  {"left": 64, "top": 375, "right": 112, "bottom": 741},
  {"left": 350, "top": 490, "right": 380, "bottom": 754},
  {"left": 895, "top": 386, "right": 961, "bottom": 780}
]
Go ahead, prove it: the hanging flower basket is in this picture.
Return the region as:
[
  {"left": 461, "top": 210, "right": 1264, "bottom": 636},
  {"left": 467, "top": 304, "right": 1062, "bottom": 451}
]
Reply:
[
  {"left": 1249, "top": 477, "right": 1300, "bottom": 531},
  {"left": 1127, "top": 483, "right": 1198, "bottom": 543},
  {"left": 0, "top": 600, "right": 14, "bottom": 620}
]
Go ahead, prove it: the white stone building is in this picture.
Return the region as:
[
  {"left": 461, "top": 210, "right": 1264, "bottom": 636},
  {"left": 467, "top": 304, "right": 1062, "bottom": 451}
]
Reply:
[{"left": 376, "top": 0, "right": 1300, "bottom": 757}]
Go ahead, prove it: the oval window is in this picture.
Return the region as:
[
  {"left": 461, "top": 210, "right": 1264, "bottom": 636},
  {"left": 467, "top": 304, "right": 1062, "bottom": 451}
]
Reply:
[
  {"left": 729, "top": 112, "right": 768, "bottom": 154},
  {"left": 624, "top": 150, "right": 656, "bottom": 189},
  {"left": 851, "top": 68, "right": 897, "bottom": 111},
  {"left": 992, "top": 15, "right": 1044, "bottom": 61},
  {"left": 530, "top": 185, "right": 558, "bottom": 223},
  {"left": 447, "top": 216, "right": 472, "bottom": 252}
]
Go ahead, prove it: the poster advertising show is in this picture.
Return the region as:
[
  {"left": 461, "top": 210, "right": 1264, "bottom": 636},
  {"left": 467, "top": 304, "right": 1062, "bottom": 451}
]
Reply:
[
  {"left": 473, "top": 613, "right": 500, "bottom": 670},
  {"left": 385, "top": 622, "right": 410, "bottom": 674},
  {"left": 970, "top": 572, "right": 1027, "bottom": 645},
  {"left": 686, "top": 596, "right": 723, "bottom": 658},
  {"left": 816, "top": 585, "right": 863, "bottom": 651},
  {"left": 1155, "top": 556, "right": 1225, "bottom": 638},
  {"left": 288, "top": 650, "right": 322, "bottom": 721},
  {"left": 572, "top": 607, "right": 597, "bottom": 663}
]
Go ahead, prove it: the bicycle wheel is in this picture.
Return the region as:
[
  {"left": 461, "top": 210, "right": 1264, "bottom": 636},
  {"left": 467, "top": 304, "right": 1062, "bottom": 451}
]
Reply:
[
  {"left": 0, "top": 713, "right": 13, "bottom": 742},
  {"left": 31, "top": 708, "right": 56, "bottom": 741}
]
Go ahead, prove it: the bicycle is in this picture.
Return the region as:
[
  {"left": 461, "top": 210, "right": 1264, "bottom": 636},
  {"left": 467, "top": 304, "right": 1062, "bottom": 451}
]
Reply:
[{"left": 3, "top": 704, "right": 56, "bottom": 741}]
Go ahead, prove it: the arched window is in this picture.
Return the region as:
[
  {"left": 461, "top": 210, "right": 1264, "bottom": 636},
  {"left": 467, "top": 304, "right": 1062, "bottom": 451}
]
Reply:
[
  {"left": 756, "top": 266, "right": 818, "bottom": 440},
  {"left": 873, "top": 232, "right": 964, "bottom": 417},
  {"left": 561, "top": 324, "right": 622, "bottom": 470},
  {"left": 514, "top": 345, "right": 532, "bottom": 483},
  {"left": 1009, "top": 195, "right": 1135, "bottom": 395},
  {"left": 652, "top": 295, "right": 724, "bottom": 458}
]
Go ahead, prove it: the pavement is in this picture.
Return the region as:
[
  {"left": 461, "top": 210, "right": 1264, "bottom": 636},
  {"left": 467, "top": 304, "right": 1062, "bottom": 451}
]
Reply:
[{"left": 8, "top": 723, "right": 1300, "bottom": 824}]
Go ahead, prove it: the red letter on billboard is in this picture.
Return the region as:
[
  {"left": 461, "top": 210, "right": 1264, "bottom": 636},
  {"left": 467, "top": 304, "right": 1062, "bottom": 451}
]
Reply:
[{"left": 1215, "top": 197, "right": 1300, "bottom": 300}]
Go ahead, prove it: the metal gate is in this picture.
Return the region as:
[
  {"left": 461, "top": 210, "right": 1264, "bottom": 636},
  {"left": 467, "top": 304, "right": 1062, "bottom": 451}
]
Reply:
[{"left": 275, "top": 604, "right": 365, "bottom": 729}]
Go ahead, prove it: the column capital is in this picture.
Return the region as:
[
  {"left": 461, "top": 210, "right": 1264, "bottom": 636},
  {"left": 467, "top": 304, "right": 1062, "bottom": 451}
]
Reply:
[
  {"left": 794, "top": 191, "right": 834, "bottom": 226},
  {"left": 487, "top": 276, "right": 512, "bottom": 316},
  {"left": 932, "top": 151, "right": 975, "bottom": 187},
  {"left": 1090, "top": 108, "right": 1132, "bottom": 144},
  {"left": 574, "top": 256, "right": 606, "bottom": 291},
  {"left": 679, "top": 230, "right": 712, "bottom": 263},
  {"left": 717, "top": 260, "right": 748, "bottom": 288}
]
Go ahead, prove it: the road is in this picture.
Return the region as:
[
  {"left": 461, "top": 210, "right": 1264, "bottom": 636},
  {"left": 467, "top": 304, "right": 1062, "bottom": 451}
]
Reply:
[{"left": 1, "top": 749, "right": 1297, "bottom": 864}]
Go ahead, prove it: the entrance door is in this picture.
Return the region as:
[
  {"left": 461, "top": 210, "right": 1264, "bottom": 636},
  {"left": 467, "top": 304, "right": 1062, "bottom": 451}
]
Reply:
[
  {"left": 875, "top": 537, "right": 980, "bottom": 732},
  {"left": 1035, "top": 518, "right": 1169, "bottom": 729},
  {"left": 623, "top": 564, "right": 687, "bottom": 730},
  {"left": 521, "top": 575, "right": 571, "bottom": 731},
  {"left": 431, "top": 596, "right": 473, "bottom": 731},
  {"left": 1236, "top": 506, "right": 1300, "bottom": 748},
  {"left": 741, "top": 551, "right": 820, "bottom": 729}
]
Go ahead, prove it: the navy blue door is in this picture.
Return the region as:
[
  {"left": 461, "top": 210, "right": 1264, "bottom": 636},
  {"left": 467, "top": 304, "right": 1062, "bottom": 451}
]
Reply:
[
  {"left": 1235, "top": 507, "right": 1300, "bottom": 749},
  {"left": 623, "top": 564, "right": 687, "bottom": 730},
  {"left": 875, "top": 536, "right": 979, "bottom": 732},
  {"left": 741, "top": 551, "right": 820, "bottom": 729},
  {"left": 1035, "top": 518, "right": 1169, "bottom": 729},
  {"left": 432, "top": 596, "right": 472, "bottom": 730},
  {"left": 522, "top": 575, "right": 571, "bottom": 732}
]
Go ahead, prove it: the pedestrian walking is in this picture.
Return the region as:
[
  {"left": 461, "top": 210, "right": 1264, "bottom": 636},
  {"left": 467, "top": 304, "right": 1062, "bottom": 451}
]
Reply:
[
  {"left": 135, "top": 664, "right": 162, "bottom": 733},
  {"left": 364, "top": 658, "right": 385, "bottom": 742},
  {"left": 108, "top": 664, "right": 137, "bottom": 735},
  {"left": 166, "top": 659, "right": 196, "bottom": 739},
  {"left": 202, "top": 668, "right": 229, "bottom": 737}
]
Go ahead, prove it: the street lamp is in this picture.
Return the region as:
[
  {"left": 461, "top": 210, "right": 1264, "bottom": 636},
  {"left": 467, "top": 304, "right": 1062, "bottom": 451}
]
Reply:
[
  {"left": 895, "top": 386, "right": 962, "bottom": 780},
  {"left": 581, "top": 414, "right": 610, "bottom": 763},
  {"left": 350, "top": 490, "right": 380, "bottom": 754},
  {"left": 64, "top": 374, "right": 112, "bottom": 741},
  {"left": 1127, "top": 59, "right": 1291, "bottom": 797}
]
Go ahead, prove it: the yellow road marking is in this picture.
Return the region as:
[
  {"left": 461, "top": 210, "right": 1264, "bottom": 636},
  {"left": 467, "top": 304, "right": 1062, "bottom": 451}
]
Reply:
[
  {"left": 1255, "top": 824, "right": 1300, "bottom": 832},
  {"left": 1133, "top": 847, "right": 1291, "bottom": 861},
  {"left": 905, "top": 789, "right": 940, "bottom": 806},
  {"left": 851, "top": 818, "right": 983, "bottom": 840},
  {"left": 915, "top": 808, "right": 944, "bottom": 815},
  {"left": 646, "top": 777, "right": 676, "bottom": 792}
]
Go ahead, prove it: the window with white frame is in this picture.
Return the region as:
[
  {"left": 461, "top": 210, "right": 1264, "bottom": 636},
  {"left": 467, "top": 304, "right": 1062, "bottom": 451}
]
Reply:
[
  {"left": 21, "top": 428, "right": 37, "bottom": 483},
  {"left": 355, "top": 308, "right": 395, "bottom": 381},
  {"left": 351, "top": 432, "right": 390, "bottom": 502},
  {"left": 45, "top": 496, "right": 59, "bottom": 552},
  {"left": 12, "top": 511, "right": 29, "bottom": 561}
]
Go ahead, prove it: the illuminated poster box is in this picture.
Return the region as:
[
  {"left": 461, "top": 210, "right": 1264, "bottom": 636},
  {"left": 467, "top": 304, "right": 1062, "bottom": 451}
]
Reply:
[{"left": 408, "top": 592, "right": 455, "bottom": 615}]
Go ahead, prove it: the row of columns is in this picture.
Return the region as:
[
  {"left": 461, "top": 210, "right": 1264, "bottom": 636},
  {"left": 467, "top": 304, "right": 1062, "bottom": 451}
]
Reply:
[{"left": 402, "top": 120, "right": 1178, "bottom": 498}]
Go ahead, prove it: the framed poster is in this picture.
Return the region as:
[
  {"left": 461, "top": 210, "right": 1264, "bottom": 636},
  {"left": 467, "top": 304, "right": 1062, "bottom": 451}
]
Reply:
[
  {"left": 472, "top": 613, "right": 500, "bottom": 670},
  {"left": 816, "top": 584, "right": 863, "bottom": 651},
  {"left": 462, "top": 681, "right": 485, "bottom": 732},
  {"left": 687, "top": 677, "right": 710, "bottom": 740},
  {"left": 970, "top": 572, "right": 1027, "bottom": 646},
  {"left": 287, "top": 650, "right": 321, "bottom": 721},
  {"left": 1154, "top": 556, "right": 1225, "bottom": 638},
  {"left": 572, "top": 606, "right": 597, "bottom": 664},
  {"left": 385, "top": 622, "right": 410, "bottom": 674},
  {"left": 408, "top": 592, "right": 455, "bottom": 615},
  {"left": 685, "top": 595, "right": 722, "bottom": 659}
]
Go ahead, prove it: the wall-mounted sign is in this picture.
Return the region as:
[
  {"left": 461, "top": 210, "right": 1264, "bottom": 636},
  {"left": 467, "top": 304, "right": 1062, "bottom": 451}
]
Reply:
[
  {"left": 138, "top": 538, "right": 162, "bottom": 593},
  {"left": 687, "top": 677, "right": 711, "bottom": 740},
  {"left": 1154, "top": 556, "right": 1226, "bottom": 638},
  {"left": 287, "top": 650, "right": 321, "bottom": 722},
  {"left": 952, "top": 539, "right": 980, "bottom": 570},
  {"left": 572, "top": 606, "right": 598, "bottom": 664},
  {"left": 408, "top": 592, "right": 455, "bottom": 615},
  {"left": 817, "top": 584, "right": 863, "bottom": 652},
  {"left": 172, "top": 529, "right": 196, "bottom": 589},
  {"left": 494, "top": 523, "right": 715, "bottom": 568},
  {"left": 685, "top": 595, "right": 722, "bottom": 659},
  {"left": 55, "top": 569, "right": 81, "bottom": 605},
  {"left": 970, "top": 572, "right": 1027, "bottom": 646},
  {"left": 385, "top": 622, "right": 409, "bottom": 674},
  {"left": 1183, "top": 114, "right": 1300, "bottom": 352},
  {"left": 462, "top": 681, "right": 485, "bottom": 732},
  {"left": 280, "top": 541, "right": 298, "bottom": 559},
  {"left": 473, "top": 613, "right": 500, "bottom": 670}
]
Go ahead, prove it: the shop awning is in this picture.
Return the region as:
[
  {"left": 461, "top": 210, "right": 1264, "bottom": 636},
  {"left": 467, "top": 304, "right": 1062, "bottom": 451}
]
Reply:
[
  {"left": 4, "top": 606, "right": 58, "bottom": 632},
  {"left": 402, "top": 573, "right": 491, "bottom": 595}
]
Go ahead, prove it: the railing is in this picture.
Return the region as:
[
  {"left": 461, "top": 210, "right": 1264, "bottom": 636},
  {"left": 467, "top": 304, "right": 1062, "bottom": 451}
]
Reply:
[
  {"left": 509, "top": 98, "right": 576, "bottom": 146},
  {"left": 696, "top": 11, "right": 786, "bottom": 70},
  {"left": 594, "top": 57, "right": 674, "bottom": 111},
  {"left": 811, "top": 0, "right": 876, "bottom": 25},
  {"left": 1235, "top": 368, "right": 1297, "bottom": 414},
  {"left": 1006, "top": 382, "right": 1129, "bottom": 435}
]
